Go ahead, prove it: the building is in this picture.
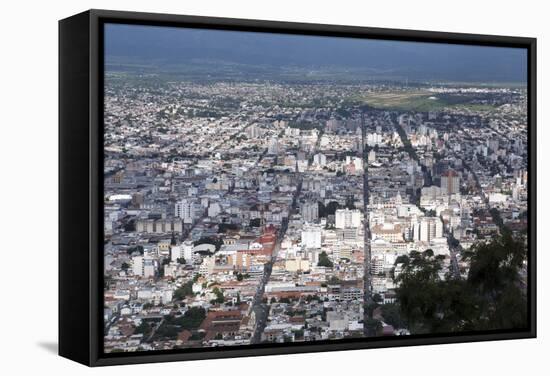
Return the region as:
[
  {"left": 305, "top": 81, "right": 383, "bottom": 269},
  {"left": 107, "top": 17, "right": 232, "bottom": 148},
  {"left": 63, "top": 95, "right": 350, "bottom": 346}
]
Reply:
[
  {"left": 268, "top": 136, "right": 279, "bottom": 154},
  {"left": 415, "top": 217, "right": 444, "bottom": 242},
  {"left": 132, "top": 255, "right": 143, "bottom": 276},
  {"left": 337, "top": 227, "right": 360, "bottom": 243},
  {"left": 175, "top": 199, "right": 200, "bottom": 224},
  {"left": 208, "top": 202, "right": 222, "bottom": 218},
  {"left": 284, "top": 257, "right": 311, "bottom": 272},
  {"left": 132, "top": 255, "right": 155, "bottom": 278},
  {"left": 171, "top": 241, "right": 194, "bottom": 263},
  {"left": 372, "top": 223, "right": 404, "bottom": 243},
  {"left": 345, "top": 156, "right": 363, "bottom": 173},
  {"left": 300, "top": 201, "right": 319, "bottom": 223},
  {"left": 247, "top": 123, "right": 261, "bottom": 138},
  {"left": 368, "top": 150, "right": 376, "bottom": 163},
  {"left": 313, "top": 153, "right": 327, "bottom": 166},
  {"left": 136, "top": 218, "right": 183, "bottom": 234},
  {"left": 301, "top": 227, "right": 322, "bottom": 249},
  {"left": 335, "top": 209, "right": 361, "bottom": 229},
  {"left": 441, "top": 169, "right": 460, "bottom": 195}
]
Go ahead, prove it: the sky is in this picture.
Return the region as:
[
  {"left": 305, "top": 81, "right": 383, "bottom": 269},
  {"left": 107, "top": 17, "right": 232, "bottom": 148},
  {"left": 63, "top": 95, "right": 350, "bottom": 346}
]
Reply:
[{"left": 105, "top": 23, "right": 527, "bottom": 83}]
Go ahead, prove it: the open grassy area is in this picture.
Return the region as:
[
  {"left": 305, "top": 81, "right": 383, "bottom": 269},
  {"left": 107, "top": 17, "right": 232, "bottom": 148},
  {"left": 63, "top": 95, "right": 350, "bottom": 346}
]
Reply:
[{"left": 354, "top": 91, "right": 497, "bottom": 113}]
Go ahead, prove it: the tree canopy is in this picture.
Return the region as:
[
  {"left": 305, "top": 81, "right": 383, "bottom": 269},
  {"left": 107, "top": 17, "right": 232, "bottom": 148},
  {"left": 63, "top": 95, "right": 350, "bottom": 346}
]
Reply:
[
  {"left": 393, "top": 232, "right": 527, "bottom": 334},
  {"left": 173, "top": 280, "right": 194, "bottom": 301},
  {"left": 317, "top": 251, "right": 334, "bottom": 268}
]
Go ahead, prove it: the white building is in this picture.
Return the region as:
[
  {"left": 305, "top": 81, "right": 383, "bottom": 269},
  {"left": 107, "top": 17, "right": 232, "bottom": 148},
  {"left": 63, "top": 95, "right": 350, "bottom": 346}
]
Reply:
[
  {"left": 175, "top": 199, "right": 200, "bottom": 224},
  {"left": 368, "top": 150, "right": 376, "bottom": 163},
  {"left": 301, "top": 227, "right": 322, "bottom": 248},
  {"left": 313, "top": 153, "right": 327, "bottom": 166},
  {"left": 132, "top": 255, "right": 143, "bottom": 276},
  {"left": 335, "top": 209, "right": 361, "bottom": 229},
  {"left": 171, "top": 241, "right": 194, "bottom": 263},
  {"left": 199, "top": 256, "right": 216, "bottom": 277},
  {"left": 416, "top": 217, "right": 444, "bottom": 242},
  {"left": 489, "top": 192, "right": 509, "bottom": 204},
  {"left": 268, "top": 136, "right": 279, "bottom": 154},
  {"left": 132, "top": 255, "right": 155, "bottom": 278},
  {"left": 296, "top": 159, "right": 309, "bottom": 173}
]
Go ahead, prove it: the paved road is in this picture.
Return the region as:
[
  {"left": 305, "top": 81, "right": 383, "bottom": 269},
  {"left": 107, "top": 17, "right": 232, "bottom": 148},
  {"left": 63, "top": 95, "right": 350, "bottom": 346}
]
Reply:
[
  {"left": 361, "top": 111, "right": 375, "bottom": 337},
  {"left": 249, "top": 127, "right": 310, "bottom": 344},
  {"left": 250, "top": 217, "right": 289, "bottom": 344},
  {"left": 445, "top": 232, "right": 462, "bottom": 280}
]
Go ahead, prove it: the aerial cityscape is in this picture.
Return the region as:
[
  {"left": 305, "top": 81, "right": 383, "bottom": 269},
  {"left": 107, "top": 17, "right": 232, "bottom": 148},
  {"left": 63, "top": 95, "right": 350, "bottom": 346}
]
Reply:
[{"left": 102, "top": 24, "right": 529, "bottom": 353}]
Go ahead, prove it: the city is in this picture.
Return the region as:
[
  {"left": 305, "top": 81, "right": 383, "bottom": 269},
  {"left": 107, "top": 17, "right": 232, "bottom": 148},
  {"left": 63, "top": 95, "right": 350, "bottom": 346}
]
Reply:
[{"left": 102, "top": 74, "right": 528, "bottom": 352}]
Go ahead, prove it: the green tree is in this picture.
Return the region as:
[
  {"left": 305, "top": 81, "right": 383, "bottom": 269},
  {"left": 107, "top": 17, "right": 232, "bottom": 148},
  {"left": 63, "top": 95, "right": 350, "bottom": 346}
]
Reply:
[
  {"left": 344, "top": 196, "right": 356, "bottom": 210},
  {"left": 381, "top": 303, "right": 407, "bottom": 329},
  {"left": 394, "top": 250, "right": 478, "bottom": 333},
  {"left": 170, "top": 232, "right": 177, "bottom": 246},
  {"left": 174, "top": 280, "right": 194, "bottom": 301},
  {"left": 327, "top": 276, "right": 340, "bottom": 284},
  {"left": 463, "top": 231, "right": 527, "bottom": 329},
  {"left": 134, "top": 320, "right": 153, "bottom": 336},
  {"left": 249, "top": 218, "right": 262, "bottom": 227},
  {"left": 394, "top": 233, "right": 527, "bottom": 334},
  {"left": 364, "top": 318, "right": 383, "bottom": 336},
  {"left": 319, "top": 201, "right": 340, "bottom": 217},
  {"left": 176, "top": 307, "right": 206, "bottom": 329},
  {"left": 155, "top": 307, "right": 207, "bottom": 340},
  {"left": 193, "top": 237, "right": 223, "bottom": 252},
  {"left": 317, "top": 251, "right": 334, "bottom": 268},
  {"left": 210, "top": 287, "right": 225, "bottom": 304},
  {"left": 218, "top": 223, "right": 239, "bottom": 233},
  {"left": 127, "top": 245, "right": 144, "bottom": 255}
]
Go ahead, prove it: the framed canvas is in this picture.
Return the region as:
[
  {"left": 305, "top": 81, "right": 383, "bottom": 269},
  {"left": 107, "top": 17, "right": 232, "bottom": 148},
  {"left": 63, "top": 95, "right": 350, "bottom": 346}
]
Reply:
[{"left": 59, "top": 9, "right": 536, "bottom": 366}]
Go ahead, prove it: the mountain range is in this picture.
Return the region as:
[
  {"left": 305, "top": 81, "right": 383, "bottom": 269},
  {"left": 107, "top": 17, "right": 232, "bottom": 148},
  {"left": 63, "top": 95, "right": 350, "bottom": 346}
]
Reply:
[{"left": 105, "top": 23, "right": 527, "bottom": 83}]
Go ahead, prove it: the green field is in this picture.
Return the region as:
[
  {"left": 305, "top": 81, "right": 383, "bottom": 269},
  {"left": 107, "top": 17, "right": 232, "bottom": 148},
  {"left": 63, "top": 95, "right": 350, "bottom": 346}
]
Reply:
[{"left": 355, "top": 91, "right": 497, "bottom": 113}]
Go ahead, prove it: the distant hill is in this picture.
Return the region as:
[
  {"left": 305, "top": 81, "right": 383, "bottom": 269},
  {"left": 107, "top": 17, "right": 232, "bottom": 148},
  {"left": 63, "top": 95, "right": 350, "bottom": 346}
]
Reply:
[{"left": 105, "top": 23, "right": 527, "bottom": 83}]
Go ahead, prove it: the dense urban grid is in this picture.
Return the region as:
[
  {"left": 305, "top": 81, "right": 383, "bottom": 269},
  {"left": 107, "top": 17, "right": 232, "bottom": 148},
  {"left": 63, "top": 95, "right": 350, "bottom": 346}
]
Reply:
[{"left": 103, "top": 72, "right": 528, "bottom": 352}]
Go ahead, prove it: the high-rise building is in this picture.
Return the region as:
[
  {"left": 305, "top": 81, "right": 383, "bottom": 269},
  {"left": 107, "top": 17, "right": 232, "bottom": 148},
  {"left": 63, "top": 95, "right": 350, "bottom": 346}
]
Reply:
[
  {"left": 171, "top": 241, "right": 194, "bottom": 263},
  {"left": 247, "top": 123, "right": 261, "bottom": 138},
  {"left": 353, "top": 157, "right": 363, "bottom": 172},
  {"left": 296, "top": 159, "right": 309, "bottom": 173},
  {"left": 175, "top": 199, "right": 199, "bottom": 224},
  {"left": 132, "top": 255, "right": 143, "bottom": 276},
  {"left": 416, "top": 217, "right": 444, "bottom": 242},
  {"left": 208, "top": 202, "right": 222, "bottom": 218},
  {"left": 335, "top": 208, "right": 361, "bottom": 229},
  {"left": 313, "top": 153, "right": 327, "bottom": 166},
  {"left": 268, "top": 136, "right": 279, "bottom": 155},
  {"left": 368, "top": 150, "right": 376, "bottom": 163},
  {"left": 301, "top": 201, "right": 319, "bottom": 223},
  {"left": 132, "top": 255, "right": 155, "bottom": 278},
  {"left": 341, "top": 227, "right": 359, "bottom": 243},
  {"left": 301, "top": 227, "right": 322, "bottom": 248},
  {"left": 441, "top": 169, "right": 460, "bottom": 195}
]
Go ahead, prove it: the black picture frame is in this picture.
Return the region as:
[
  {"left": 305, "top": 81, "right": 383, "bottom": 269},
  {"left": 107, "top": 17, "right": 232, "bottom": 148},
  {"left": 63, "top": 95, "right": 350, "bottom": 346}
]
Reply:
[{"left": 59, "top": 9, "right": 537, "bottom": 367}]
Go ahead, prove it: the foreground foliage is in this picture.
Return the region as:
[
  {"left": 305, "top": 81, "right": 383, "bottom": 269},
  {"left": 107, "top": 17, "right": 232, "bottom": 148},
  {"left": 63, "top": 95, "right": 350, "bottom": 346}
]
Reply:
[{"left": 392, "top": 232, "right": 527, "bottom": 334}]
